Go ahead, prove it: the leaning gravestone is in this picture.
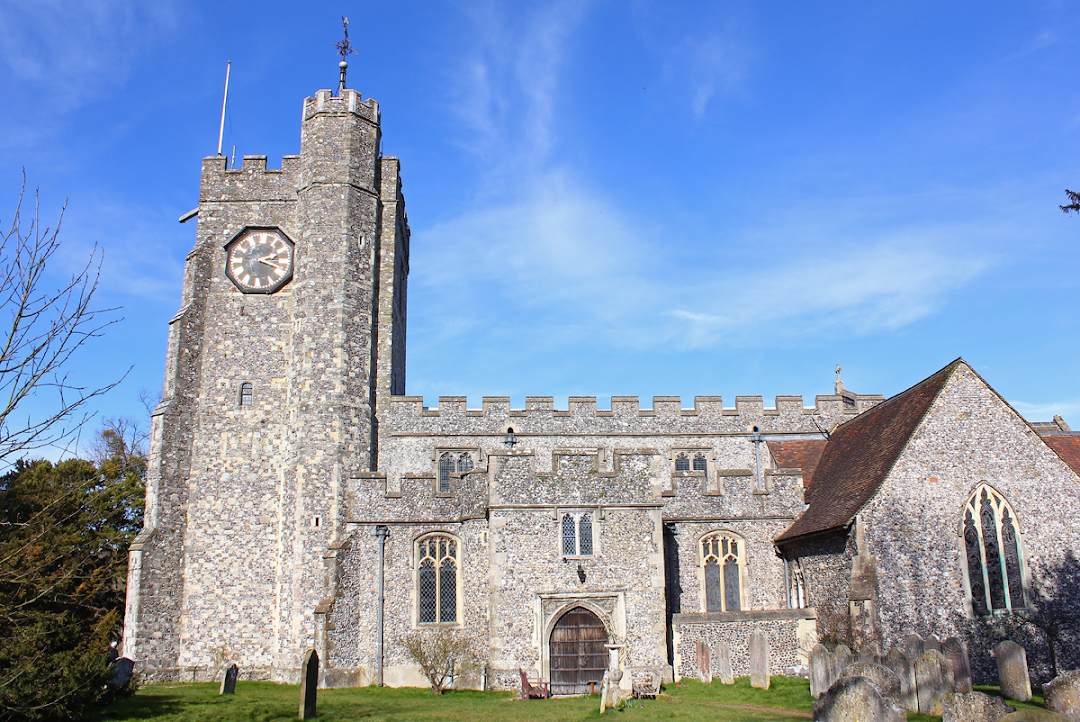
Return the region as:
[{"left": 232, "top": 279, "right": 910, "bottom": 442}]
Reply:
[
  {"left": 749, "top": 631, "right": 770, "bottom": 690},
  {"left": 884, "top": 647, "right": 917, "bottom": 713},
  {"left": 695, "top": 640, "right": 712, "bottom": 684},
  {"left": 810, "top": 643, "right": 833, "bottom": 699},
  {"left": 916, "top": 649, "right": 954, "bottom": 715},
  {"left": 839, "top": 662, "right": 901, "bottom": 701},
  {"left": 904, "top": 633, "right": 924, "bottom": 662},
  {"left": 717, "top": 641, "right": 734, "bottom": 685},
  {"left": 812, "top": 676, "right": 906, "bottom": 722},
  {"left": 941, "top": 691, "right": 1015, "bottom": 722},
  {"left": 299, "top": 649, "right": 318, "bottom": 720},
  {"left": 834, "top": 644, "right": 854, "bottom": 677},
  {"left": 995, "top": 641, "right": 1032, "bottom": 702},
  {"left": 109, "top": 658, "right": 135, "bottom": 687},
  {"left": 220, "top": 663, "right": 238, "bottom": 695},
  {"left": 925, "top": 635, "right": 943, "bottom": 654},
  {"left": 943, "top": 637, "right": 973, "bottom": 694},
  {"left": 1046, "top": 670, "right": 1080, "bottom": 722}
]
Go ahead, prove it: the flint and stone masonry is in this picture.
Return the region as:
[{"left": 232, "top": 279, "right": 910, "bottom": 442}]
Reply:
[{"left": 123, "top": 81, "right": 1080, "bottom": 690}]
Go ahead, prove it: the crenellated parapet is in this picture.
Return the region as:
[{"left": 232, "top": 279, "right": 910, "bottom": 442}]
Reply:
[
  {"left": 199, "top": 154, "right": 301, "bottom": 203},
  {"left": 387, "top": 392, "right": 884, "bottom": 435}
]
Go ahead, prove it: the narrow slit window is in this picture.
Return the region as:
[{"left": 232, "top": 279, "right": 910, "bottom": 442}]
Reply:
[
  {"left": 239, "top": 382, "right": 253, "bottom": 406},
  {"left": 438, "top": 453, "right": 453, "bottom": 493}
]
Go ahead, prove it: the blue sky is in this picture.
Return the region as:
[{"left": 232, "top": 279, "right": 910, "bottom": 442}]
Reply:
[{"left": 1, "top": 1, "right": 1079, "bottom": 456}]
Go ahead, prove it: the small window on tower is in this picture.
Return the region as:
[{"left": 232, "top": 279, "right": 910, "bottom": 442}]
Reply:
[
  {"left": 693, "top": 453, "right": 707, "bottom": 472},
  {"left": 675, "top": 453, "right": 690, "bottom": 471},
  {"left": 239, "top": 382, "right": 253, "bottom": 406}
]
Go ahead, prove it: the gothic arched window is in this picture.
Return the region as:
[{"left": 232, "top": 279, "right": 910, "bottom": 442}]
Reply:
[
  {"left": 437, "top": 452, "right": 474, "bottom": 493},
  {"left": 675, "top": 453, "right": 690, "bottom": 471},
  {"left": 693, "top": 453, "right": 707, "bottom": 472},
  {"left": 962, "top": 485, "right": 1027, "bottom": 616},
  {"left": 561, "top": 512, "right": 594, "bottom": 557},
  {"left": 416, "top": 534, "right": 459, "bottom": 624},
  {"left": 701, "top": 532, "right": 745, "bottom": 613}
]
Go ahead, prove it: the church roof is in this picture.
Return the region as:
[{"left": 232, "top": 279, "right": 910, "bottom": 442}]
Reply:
[
  {"left": 767, "top": 439, "right": 827, "bottom": 493},
  {"left": 1040, "top": 435, "right": 1080, "bottom": 477},
  {"left": 775, "top": 359, "right": 962, "bottom": 545}
]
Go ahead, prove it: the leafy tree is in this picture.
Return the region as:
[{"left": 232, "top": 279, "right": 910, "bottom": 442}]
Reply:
[
  {"left": 1061, "top": 189, "right": 1080, "bottom": 214},
  {"left": 0, "top": 421, "right": 145, "bottom": 721}
]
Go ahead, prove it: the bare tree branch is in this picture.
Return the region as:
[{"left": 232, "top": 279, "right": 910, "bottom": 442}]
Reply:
[{"left": 0, "top": 171, "right": 126, "bottom": 463}]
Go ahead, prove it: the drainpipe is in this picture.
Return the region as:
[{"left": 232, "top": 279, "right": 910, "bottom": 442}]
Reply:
[
  {"left": 751, "top": 427, "right": 763, "bottom": 491},
  {"left": 374, "top": 525, "right": 389, "bottom": 686}
]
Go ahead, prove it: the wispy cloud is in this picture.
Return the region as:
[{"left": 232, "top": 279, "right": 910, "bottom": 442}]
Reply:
[
  {"left": 0, "top": 0, "right": 178, "bottom": 112},
  {"left": 680, "top": 27, "right": 753, "bottom": 120},
  {"left": 1011, "top": 399, "right": 1080, "bottom": 424}
]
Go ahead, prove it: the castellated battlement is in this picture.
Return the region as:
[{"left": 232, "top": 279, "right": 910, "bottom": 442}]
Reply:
[
  {"left": 387, "top": 393, "right": 884, "bottom": 433},
  {"left": 199, "top": 154, "right": 301, "bottom": 202},
  {"left": 302, "top": 88, "right": 379, "bottom": 123}
]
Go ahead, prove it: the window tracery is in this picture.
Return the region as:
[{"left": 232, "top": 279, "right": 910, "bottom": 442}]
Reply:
[
  {"left": 675, "top": 453, "right": 690, "bottom": 472},
  {"left": 701, "top": 531, "right": 745, "bottom": 612},
  {"left": 693, "top": 453, "right": 707, "bottom": 472},
  {"left": 963, "top": 485, "right": 1027, "bottom": 615},
  {"left": 437, "top": 451, "right": 475, "bottom": 493},
  {"left": 561, "top": 512, "right": 594, "bottom": 557},
  {"left": 416, "top": 533, "right": 459, "bottom": 624}
]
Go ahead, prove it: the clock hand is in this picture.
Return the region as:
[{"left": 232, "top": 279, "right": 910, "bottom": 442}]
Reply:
[{"left": 257, "top": 254, "right": 286, "bottom": 270}]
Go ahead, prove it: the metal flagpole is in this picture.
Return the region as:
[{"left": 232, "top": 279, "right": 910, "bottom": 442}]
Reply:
[{"left": 217, "top": 61, "right": 231, "bottom": 156}]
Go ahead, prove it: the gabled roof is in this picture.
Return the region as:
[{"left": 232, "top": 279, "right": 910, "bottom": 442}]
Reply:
[
  {"left": 775, "top": 359, "right": 962, "bottom": 545},
  {"left": 1040, "top": 435, "right": 1080, "bottom": 477},
  {"left": 767, "top": 439, "right": 827, "bottom": 495}
]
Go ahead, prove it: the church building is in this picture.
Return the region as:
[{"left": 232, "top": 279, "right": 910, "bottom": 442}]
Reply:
[{"left": 122, "top": 78, "right": 1080, "bottom": 691}]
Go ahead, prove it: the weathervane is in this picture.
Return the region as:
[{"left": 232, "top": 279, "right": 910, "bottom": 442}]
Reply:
[{"left": 334, "top": 16, "right": 356, "bottom": 95}]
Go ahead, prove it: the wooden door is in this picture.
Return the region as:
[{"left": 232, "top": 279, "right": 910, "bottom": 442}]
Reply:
[{"left": 549, "top": 607, "right": 607, "bottom": 695}]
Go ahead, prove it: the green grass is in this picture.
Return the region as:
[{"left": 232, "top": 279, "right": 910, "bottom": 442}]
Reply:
[{"left": 91, "top": 676, "right": 1049, "bottom": 722}]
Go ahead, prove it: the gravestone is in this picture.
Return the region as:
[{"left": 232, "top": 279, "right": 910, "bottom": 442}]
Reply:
[
  {"left": 109, "top": 658, "right": 135, "bottom": 687},
  {"left": 812, "top": 676, "right": 906, "bottom": 722},
  {"left": 943, "top": 637, "right": 972, "bottom": 694},
  {"left": 717, "top": 641, "right": 734, "bottom": 685},
  {"left": 299, "top": 649, "right": 318, "bottom": 720},
  {"left": 941, "top": 691, "right": 1015, "bottom": 722},
  {"left": 903, "top": 633, "right": 924, "bottom": 661},
  {"left": 998, "top": 711, "right": 1073, "bottom": 722},
  {"left": 840, "top": 662, "right": 901, "bottom": 701},
  {"left": 995, "top": 641, "right": 1032, "bottom": 702},
  {"left": 834, "top": 644, "right": 854, "bottom": 677},
  {"left": 884, "top": 648, "right": 917, "bottom": 713},
  {"left": 1046, "top": 670, "right": 1080, "bottom": 722},
  {"left": 695, "top": 640, "right": 712, "bottom": 684},
  {"left": 220, "top": 664, "right": 238, "bottom": 695},
  {"left": 810, "top": 643, "right": 833, "bottom": 699},
  {"left": 749, "top": 631, "right": 770, "bottom": 690},
  {"left": 925, "top": 635, "right": 942, "bottom": 654},
  {"left": 915, "top": 649, "right": 953, "bottom": 715}
]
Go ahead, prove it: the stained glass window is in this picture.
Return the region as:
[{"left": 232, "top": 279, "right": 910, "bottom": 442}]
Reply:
[
  {"left": 416, "top": 534, "right": 459, "bottom": 624},
  {"left": 962, "top": 485, "right": 1027, "bottom": 615},
  {"left": 701, "top": 532, "right": 745, "bottom": 612}
]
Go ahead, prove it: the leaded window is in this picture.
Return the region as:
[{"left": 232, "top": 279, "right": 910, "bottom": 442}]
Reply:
[
  {"left": 239, "top": 382, "right": 253, "bottom": 406},
  {"left": 417, "top": 534, "right": 459, "bottom": 624},
  {"left": 963, "top": 485, "right": 1027, "bottom": 616},
  {"left": 438, "top": 452, "right": 474, "bottom": 493},
  {"left": 561, "top": 512, "right": 594, "bottom": 557},
  {"left": 675, "top": 453, "right": 690, "bottom": 471},
  {"left": 693, "top": 453, "right": 707, "bottom": 472},
  {"left": 701, "top": 532, "right": 744, "bottom": 612}
]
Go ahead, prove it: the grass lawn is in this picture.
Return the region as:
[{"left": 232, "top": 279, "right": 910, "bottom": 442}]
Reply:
[{"left": 91, "top": 676, "right": 1050, "bottom": 722}]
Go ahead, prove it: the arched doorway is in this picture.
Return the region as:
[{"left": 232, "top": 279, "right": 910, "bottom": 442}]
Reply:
[{"left": 549, "top": 606, "right": 607, "bottom": 695}]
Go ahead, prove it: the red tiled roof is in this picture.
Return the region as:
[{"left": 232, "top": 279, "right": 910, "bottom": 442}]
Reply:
[
  {"left": 775, "top": 359, "right": 961, "bottom": 545},
  {"left": 1041, "top": 435, "right": 1080, "bottom": 477},
  {"left": 768, "top": 439, "right": 827, "bottom": 495}
]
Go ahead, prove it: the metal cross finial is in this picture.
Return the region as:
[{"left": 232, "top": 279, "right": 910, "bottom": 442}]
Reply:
[
  {"left": 334, "top": 17, "right": 356, "bottom": 95},
  {"left": 836, "top": 364, "right": 842, "bottom": 381}
]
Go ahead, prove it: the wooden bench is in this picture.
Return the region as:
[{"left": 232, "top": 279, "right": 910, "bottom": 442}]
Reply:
[
  {"left": 519, "top": 669, "right": 551, "bottom": 700},
  {"left": 632, "top": 672, "right": 661, "bottom": 699}
]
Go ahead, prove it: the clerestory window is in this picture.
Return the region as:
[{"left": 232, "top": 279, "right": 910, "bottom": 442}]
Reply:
[
  {"left": 561, "top": 512, "right": 594, "bottom": 557},
  {"left": 416, "top": 534, "right": 459, "bottom": 625},
  {"left": 962, "top": 485, "right": 1027, "bottom": 615},
  {"left": 437, "top": 452, "right": 474, "bottom": 493},
  {"left": 701, "top": 532, "right": 745, "bottom": 613}
]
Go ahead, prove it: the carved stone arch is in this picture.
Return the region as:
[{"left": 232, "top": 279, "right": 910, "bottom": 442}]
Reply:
[
  {"left": 413, "top": 531, "right": 462, "bottom": 626},
  {"left": 542, "top": 598, "right": 614, "bottom": 642},
  {"left": 697, "top": 529, "right": 748, "bottom": 613},
  {"left": 958, "top": 483, "right": 1028, "bottom": 616},
  {"left": 538, "top": 595, "right": 620, "bottom": 685}
]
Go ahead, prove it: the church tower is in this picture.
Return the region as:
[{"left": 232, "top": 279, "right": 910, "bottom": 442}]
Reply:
[{"left": 123, "top": 85, "right": 409, "bottom": 681}]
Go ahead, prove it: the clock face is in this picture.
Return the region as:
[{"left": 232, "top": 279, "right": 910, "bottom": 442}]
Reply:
[{"left": 225, "top": 228, "right": 294, "bottom": 294}]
